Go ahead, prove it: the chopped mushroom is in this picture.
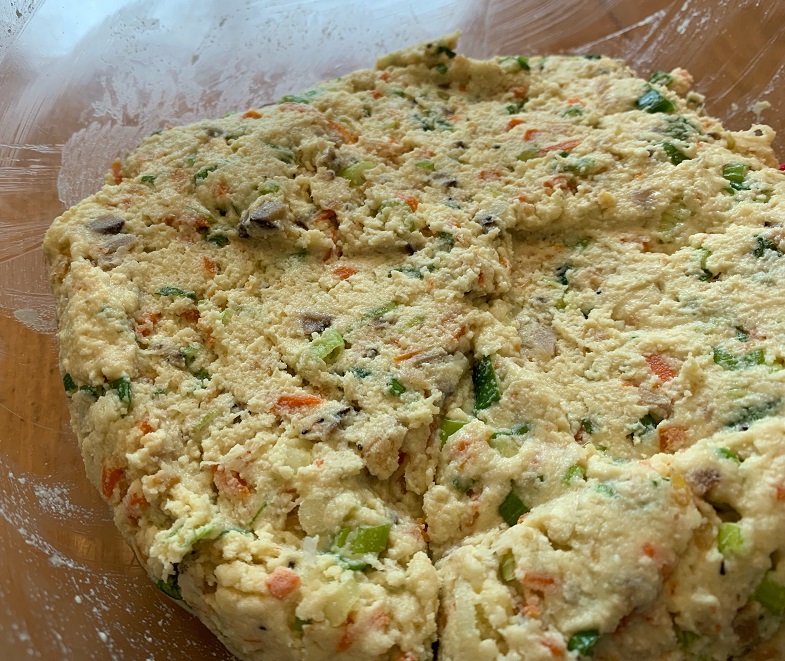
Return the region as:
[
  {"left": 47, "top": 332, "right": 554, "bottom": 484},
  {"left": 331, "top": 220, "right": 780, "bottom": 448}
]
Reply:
[
  {"left": 238, "top": 199, "right": 289, "bottom": 237},
  {"left": 87, "top": 215, "right": 125, "bottom": 234}
]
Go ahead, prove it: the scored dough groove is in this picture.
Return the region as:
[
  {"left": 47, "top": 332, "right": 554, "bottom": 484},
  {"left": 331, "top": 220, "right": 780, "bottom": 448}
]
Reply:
[{"left": 44, "top": 34, "right": 785, "bottom": 660}]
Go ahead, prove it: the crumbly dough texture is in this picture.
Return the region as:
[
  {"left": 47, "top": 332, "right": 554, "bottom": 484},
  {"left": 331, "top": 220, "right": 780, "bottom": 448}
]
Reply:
[{"left": 45, "top": 34, "right": 785, "bottom": 661}]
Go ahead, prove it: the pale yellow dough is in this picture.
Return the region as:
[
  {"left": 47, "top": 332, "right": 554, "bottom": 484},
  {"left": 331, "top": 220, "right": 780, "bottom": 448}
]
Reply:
[{"left": 45, "top": 34, "right": 785, "bottom": 661}]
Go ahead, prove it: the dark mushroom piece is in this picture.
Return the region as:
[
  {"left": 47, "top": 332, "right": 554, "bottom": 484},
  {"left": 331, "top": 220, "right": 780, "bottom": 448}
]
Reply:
[
  {"left": 87, "top": 215, "right": 125, "bottom": 234},
  {"left": 300, "top": 312, "right": 333, "bottom": 335},
  {"left": 237, "top": 200, "right": 289, "bottom": 238}
]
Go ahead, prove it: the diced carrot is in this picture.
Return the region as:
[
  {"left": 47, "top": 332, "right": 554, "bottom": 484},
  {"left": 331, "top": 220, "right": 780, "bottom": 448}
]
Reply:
[
  {"left": 332, "top": 265, "right": 358, "bottom": 280},
  {"left": 325, "top": 117, "right": 358, "bottom": 144},
  {"left": 479, "top": 169, "right": 503, "bottom": 181},
  {"left": 395, "top": 193, "right": 418, "bottom": 212},
  {"left": 313, "top": 209, "right": 337, "bottom": 222},
  {"left": 180, "top": 308, "right": 200, "bottom": 324},
  {"left": 101, "top": 465, "right": 124, "bottom": 499},
  {"left": 274, "top": 393, "right": 324, "bottom": 413},
  {"left": 110, "top": 160, "right": 123, "bottom": 185},
  {"left": 642, "top": 542, "right": 657, "bottom": 558},
  {"left": 265, "top": 566, "right": 300, "bottom": 599},
  {"left": 659, "top": 426, "right": 687, "bottom": 453},
  {"left": 137, "top": 311, "right": 160, "bottom": 337},
  {"left": 775, "top": 484, "right": 785, "bottom": 501},
  {"left": 522, "top": 572, "right": 556, "bottom": 592},
  {"left": 369, "top": 89, "right": 382, "bottom": 99},
  {"left": 123, "top": 486, "right": 148, "bottom": 523},
  {"left": 507, "top": 117, "right": 525, "bottom": 130},
  {"left": 542, "top": 139, "right": 581, "bottom": 152},
  {"left": 202, "top": 256, "right": 218, "bottom": 275},
  {"left": 544, "top": 175, "right": 577, "bottom": 193},
  {"left": 512, "top": 87, "right": 528, "bottom": 98},
  {"left": 214, "top": 465, "right": 251, "bottom": 497},
  {"left": 645, "top": 354, "right": 676, "bottom": 382},
  {"left": 522, "top": 596, "right": 541, "bottom": 618},
  {"left": 137, "top": 416, "right": 154, "bottom": 435},
  {"left": 369, "top": 609, "right": 390, "bottom": 630},
  {"left": 523, "top": 128, "right": 541, "bottom": 142},
  {"left": 393, "top": 350, "right": 421, "bottom": 363},
  {"left": 566, "top": 97, "right": 583, "bottom": 105},
  {"left": 378, "top": 71, "right": 390, "bottom": 82},
  {"left": 541, "top": 635, "right": 566, "bottom": 658},
  {"left": 336, "top": 615, "right": 355, "bottom": 652},
  {"left": 242, "top": 109, "right": 262, "bottom": 119}
]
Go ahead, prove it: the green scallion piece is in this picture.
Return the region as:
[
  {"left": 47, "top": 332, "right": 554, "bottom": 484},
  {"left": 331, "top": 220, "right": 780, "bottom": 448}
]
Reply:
[
  {"left": 63, "top": 373, "right": 77, "bottom": 394},
  {"left": 717, "top": 522, "right": 744, "bottom": 555},
  {"left": 340, "top": 161, "right": 375, "bottom": 187},
  {"left": 155, "top": 575, "right": 182, "bottom": 600},
  {"left": 473, "top": 355, "right": 501, "bottom": 411},
  {"left": 662, "top": 142, "right": 690, "bottom": 165},
  {"left": 155, "top": 286, "right": 197, "bottom": 301},
  {"left": 387, "top": 378, "right": 406, "bottom": 396},
  {"left": 635, "top": 87, "right": 675, "bottom": 114},
  {"left": 498, "top": 489, "right": 528, "bottom": 527},
  {"left": 754, "top": 572, "right": 785, "bottom": 615},
  {"left": 111, "top": 376, "right": 132, "bottom": 410},
  {"left": 308, "top": 328, "right": 344, "bottom": 363},
  {"left": 439, "top": 419, "right": 467, "bottom": 445},
  {"left": 567, "top": 630, "right": 600, "bottom": 656},
  {"left": 498, "top": 551, "right": 516, "bottom": 582},
  {"left": 716, "top": 447, "right": 741, "bottom": 463},
  {"left": 563, "top": 464, "right": 585, "bottom": 483}
]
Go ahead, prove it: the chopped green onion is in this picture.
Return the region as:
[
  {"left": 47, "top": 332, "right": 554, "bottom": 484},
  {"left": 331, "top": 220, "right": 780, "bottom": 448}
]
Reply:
[
  {"left": 662, "top": 142, "right": 690, "bottom": 165},
  {"left": 293, "top": 616, "right": 310, "bottom": 633},
  {"left": 415, "top": 160, "right": 435, "bottom": 170},
  {"left": 452, "top": 476, "right": 476, "bottom": 493},
  {"left": 675, "top": 628, "right": 699, "bottom": 650},
  {"left": 258, "top": 180, "right": 281, "bottom": 194},
  {"left": 500, "top": 55, "right": 530, "bottom": 72},
  {"left": 308, "top": 328, "right": 344, "bottom": 363},
  {"left": 205, "top": 233, "right": 228, "bottom": 247},
  {"left": 717, "top": 522, "right": 744, "bottom": 555},
  {"left": 435, "top": 45, "right": 457, "bottom": 58},
  {"left": 498, "top": 489, "right": 528, "bottom": 527},
  {"left": 340, "top": 161, "right": 375, "bottom": 187},
  {"left": 580, "top": 418, "right": 595, "bottom": 434},
  {"left": 437, "top": 231, "right": 455, "bottom": 250},
  {"left": 753, "top": 235, "right": 778, "bottom": 257},
  {"left": 562, "top": 106, "right": 584, "bottom": 117},
  {"left": 638, "top": 413, "right": 659, "bottom": 434},
  {"left": 716, "top": 447, "right": 741, "bottom": 463},
  {"left": 582, "top": 54, "right": 602, "bottom": 60},
  {"left": 648, "top": 70, "right": 673, "bottom": 86},
  {"left": 473, "top": 355, "right": 501, "bottom": 411},
  {"left": 754, "top": 572, "right": 785, "bottom": 615},
  {"left": 563, "top": 464, "right": 585, "bottom": 483},
  {"left": 332, "top": 524, "right": 391, "bottom": 571},
  {"left": 433, "top": 63, "right": 448, "bottom": 74},
  {"left": 194, "top": 410, "right": 218, "bottom": 432},
  {"left": 713, "top": 347, "right": 765, "bottom": 370},
  {"left": 139, "top": 174, "right": 157, "bottom": 185},
  {"left": 193, "top": 164, "right": 219, "bottom": 183},
  {"left": 498, "top": 551, "right": 516, "bottom": 582},
  {"left": 726, "top": 398, "right": 781, "bottom": 430},
  {"left": 155, "top": 575, "right": 182, "bottom": 600},
  {"left": 387, "top": 378, "right": 406, "bottom": 396},
  {"left": 362, "top": 301, "right": 398, "bottom": 320},
  {"left": 264, "top": 142, "right": 296, "bottom": 164},
  {"left": 722, "top": 163, "right": 748, "bottom": 190},
  {"left": 350, "top": 367, "right": 371, "bottom": 379},
  {"left": 567, "top": 630, "right": 601, "bottom": 656},
  {"left": 155, "top": 286, "right": 197, "bottom": 301},
  {"left": 488, "top": 434, "right": 519, "bottom": 458},
  {"left": 506, "top": 98, "right": 528, "bottom": 114},
  {"left": 111, "top": 376, "right": 132, "bottom": 410},
  {"left": 635, "top": 87, "right": 675, "bottom": 114},
  {"left": 63, "top": 373, "right": 77, "bottom": 394},
  {"left": 596, "top": 483, "right": 616, "bottom": 498},
  {"left": 439, "top": 419, "right": 467, "bottom": 445},
  {"left": 517, "top": 146, "right": 540, "bottom": 161}
]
